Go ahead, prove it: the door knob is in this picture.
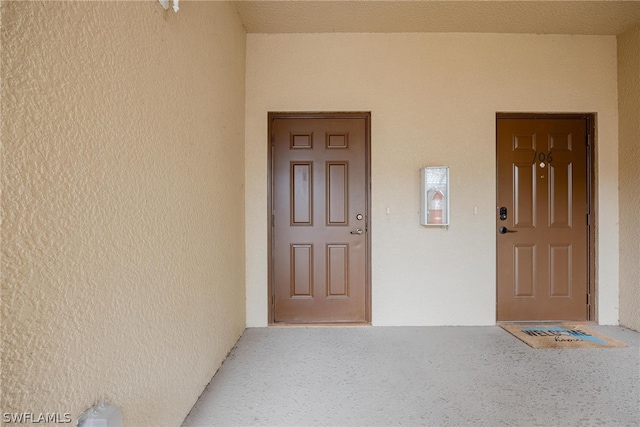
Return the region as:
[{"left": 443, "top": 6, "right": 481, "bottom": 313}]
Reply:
[
  {"left": 498, "top": 226, "right": 517, "bottom": 234},
  {"left": 350, "top": 228, "right": 364, "bottom": 235}
]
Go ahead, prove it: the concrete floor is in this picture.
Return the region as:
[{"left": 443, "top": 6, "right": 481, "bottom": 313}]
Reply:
[{"left": 182, "top": 326, "right": 640, "bottom": 427}]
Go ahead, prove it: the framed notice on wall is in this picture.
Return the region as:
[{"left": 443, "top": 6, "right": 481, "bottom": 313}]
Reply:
[{"left": 420, "top": 167, "right": 449, "bottom": 226}]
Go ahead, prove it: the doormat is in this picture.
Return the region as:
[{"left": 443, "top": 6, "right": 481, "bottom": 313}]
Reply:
[{"left": 500, "top": 323, "right": 627, "bottom": 349}]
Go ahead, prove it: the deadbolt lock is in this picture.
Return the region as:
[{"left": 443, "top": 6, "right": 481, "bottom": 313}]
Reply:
[{"left": 499, "top": 207, "right": 507, "bottom": 221}]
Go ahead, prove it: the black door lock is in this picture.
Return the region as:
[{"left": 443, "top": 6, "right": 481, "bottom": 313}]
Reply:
[{"left": 499, "top": 207, "right": 508, "bottom": 221}]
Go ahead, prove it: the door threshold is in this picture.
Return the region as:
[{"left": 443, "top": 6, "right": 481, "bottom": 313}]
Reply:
[
  {"left": 497, "top": 320, "right": 596, "bottom": 325},
  {"left": 269, "top": 322, "right": 371, "bottom": 328}
]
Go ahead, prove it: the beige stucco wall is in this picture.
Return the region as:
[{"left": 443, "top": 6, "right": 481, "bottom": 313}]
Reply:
[
  {"left": 1, "top": 1, "right": 246, "bottom": 425},
  {"left": 617, "top": 23, "right": 640, "bottom": 332},
  {"left": 246, "top": 33, "right": 620, "bottom": 326}
]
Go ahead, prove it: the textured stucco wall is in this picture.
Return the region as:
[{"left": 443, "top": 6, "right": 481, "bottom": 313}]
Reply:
[
  {"left": 1, "top": 1, "right": 246, "bottom": 425},
  {"left": 618, "top": 23, "right": 640, "bottom": 332},
  {"left": 246, "top": 33, "right": 619, "bottom": 326}
]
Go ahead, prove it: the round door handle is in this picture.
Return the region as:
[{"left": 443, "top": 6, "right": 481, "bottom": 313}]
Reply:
[
  {"left": 499, "top": 226, "right": 517, "bottom": 234},
  {"left": 350, "top": 228, "right": 364, "bottom": 235}
]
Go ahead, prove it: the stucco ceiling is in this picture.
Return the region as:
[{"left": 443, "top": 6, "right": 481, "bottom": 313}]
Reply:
[{"left": 233, "top": 0, "right": 640, "bottom": 35}]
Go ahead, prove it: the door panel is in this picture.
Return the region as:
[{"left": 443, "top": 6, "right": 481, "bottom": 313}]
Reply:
[
  {"left": 497, "top": 117, "right": 589, "bottom": 321},
  {"left": 270, "top": 113, "right": 370, "bottom": 323},
  {"left": 291, "top": 163, "right": 313, "bottom": 225}
]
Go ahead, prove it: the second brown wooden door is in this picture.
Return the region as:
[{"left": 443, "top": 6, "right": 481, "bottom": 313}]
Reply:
[
  {"left": 270, "top": 113, "right": 370, "bottom": 323},
  {"left": 497, "top": 116, "right": 590, "bottom": 321}
]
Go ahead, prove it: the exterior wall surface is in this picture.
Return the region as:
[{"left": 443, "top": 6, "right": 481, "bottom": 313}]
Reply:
[
  {"left": 246, "top": 33, "right": 619, "bottom": 326},
  {"left": 1, "top": 2, "right": 246, "bottom": 425},
  {"left": 617, "top": 23, "right": 640, "bottom": 331}
]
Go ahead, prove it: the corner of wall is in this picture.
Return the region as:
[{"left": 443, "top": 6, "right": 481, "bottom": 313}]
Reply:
[{"left": 616, "top": 22, "right": 640, "bottom": 331}]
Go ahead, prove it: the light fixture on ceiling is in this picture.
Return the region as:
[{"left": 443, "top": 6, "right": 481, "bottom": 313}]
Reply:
[{"left": 158, "top": 0, "right": 179, "bottom": 13}]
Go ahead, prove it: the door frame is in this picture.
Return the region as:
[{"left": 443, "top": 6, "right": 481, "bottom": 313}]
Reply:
[
  {"left": 267, "top": 112, "right": 372, "bottom": 324},
  {"left": 495, "top": 112, "right": 596, "bottom": 321}
]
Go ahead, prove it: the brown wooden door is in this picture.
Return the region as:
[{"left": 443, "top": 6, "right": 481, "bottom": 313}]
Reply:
[
  {"left": 497, "top": 116, "right": 590, "bottom": 321},
  {"left": 270, "top": 113, "right": 370, "bottom": 323}
]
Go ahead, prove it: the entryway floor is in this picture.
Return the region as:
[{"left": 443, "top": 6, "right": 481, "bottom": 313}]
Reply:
[{"left": 182, "top": 326, "right": 639, "bottom": 426}]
